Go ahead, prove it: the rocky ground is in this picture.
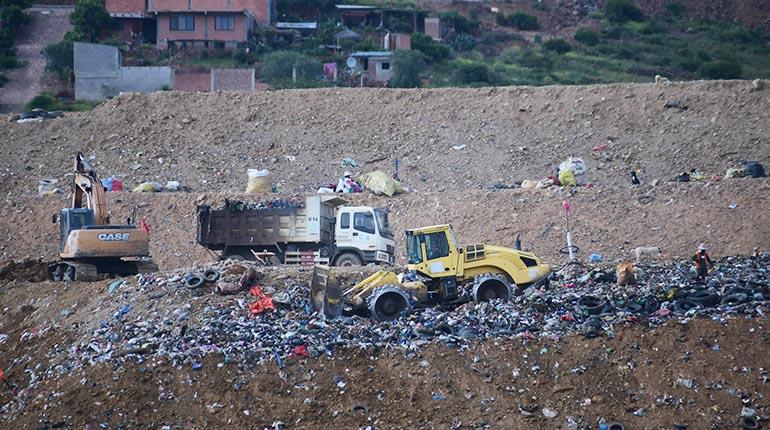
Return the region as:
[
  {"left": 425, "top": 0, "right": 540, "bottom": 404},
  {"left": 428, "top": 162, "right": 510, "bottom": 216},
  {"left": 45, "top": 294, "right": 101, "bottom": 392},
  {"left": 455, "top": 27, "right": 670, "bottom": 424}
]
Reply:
[{"left": 1, "top": 82, "right": 769, "bottom": 428}]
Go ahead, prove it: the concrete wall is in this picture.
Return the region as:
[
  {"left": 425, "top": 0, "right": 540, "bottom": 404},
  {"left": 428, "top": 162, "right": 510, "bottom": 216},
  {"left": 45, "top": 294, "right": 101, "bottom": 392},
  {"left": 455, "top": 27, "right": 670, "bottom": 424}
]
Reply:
[
  {"left": 74, "top": 42, "right": 173, "bottom": 101},
  {"left": 425, "top": 17, "right": 442, "bottom": 41}
]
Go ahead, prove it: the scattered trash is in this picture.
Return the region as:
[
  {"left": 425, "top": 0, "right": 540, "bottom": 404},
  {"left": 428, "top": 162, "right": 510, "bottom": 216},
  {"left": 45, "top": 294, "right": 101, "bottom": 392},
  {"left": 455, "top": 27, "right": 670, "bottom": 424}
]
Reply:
[
  {"left": 542, "top": 407, "right": 559, "bottom": 418},
  {"left": 341, "top": 158, "right": 358, "bottom": 168},
  {"left": 452, "top": 144, "right": 466, "bottom": 151},
  {"left": 677, "top": 377, "right": 694, "bottom": 389},
  {"left": 101, "top": 176, "right": 123, "bottom": 192},
  {"left": 107, "top": 278, "right": 124, "bottom": 294},
  {"left": 358, "top": 170, "right": 404, "bottom": 197},
  {"left": 589, "top": 253, "right": 603, "bottom": 263},
  {"left": 165, "top": 180, "right": 180, "bottom": 192},
  {"left": 432, "top": 392, "right": 447, "bottom": 401},
  {"left": 38, "top": 179, "right": 62, "bottom": 196},
  {"left": 729, "top": 202, "right": 738, "bottom": 209},
  {"left": 132, "top": 182, "right": 162, "bottom": 193}
]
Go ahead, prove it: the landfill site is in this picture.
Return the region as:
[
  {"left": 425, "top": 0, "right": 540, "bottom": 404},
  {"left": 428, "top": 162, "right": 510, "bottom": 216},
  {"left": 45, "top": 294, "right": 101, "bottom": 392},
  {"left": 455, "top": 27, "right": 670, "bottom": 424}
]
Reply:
[{"left": 1, "top": 80, "right": 770, "bottom": 430}]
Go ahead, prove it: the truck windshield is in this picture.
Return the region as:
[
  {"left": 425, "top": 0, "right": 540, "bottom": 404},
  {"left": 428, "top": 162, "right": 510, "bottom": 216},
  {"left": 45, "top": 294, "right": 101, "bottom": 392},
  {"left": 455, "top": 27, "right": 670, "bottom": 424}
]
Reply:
[
  {"left": 407, "top": 234, "right": 423, "bottom": 264},
  {"left": 374, "top": 209, "right": 393, "bottom": 238}
]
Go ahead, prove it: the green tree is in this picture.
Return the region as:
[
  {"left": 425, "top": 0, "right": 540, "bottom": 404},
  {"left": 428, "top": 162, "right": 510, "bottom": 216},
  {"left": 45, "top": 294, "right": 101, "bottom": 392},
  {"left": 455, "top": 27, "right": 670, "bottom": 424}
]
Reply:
[
  {"left": 439, "top": 11, "right": 479, "bottom": 34},
  {"left": 1, "top": 5, "right": 30, "bottom": 31},
  {"left": 259, "top": 50, "right": 320, "bottom": 86},
  {"left": 43, "top": 40, "right": 74, "bottom": 81},
  {"left": 390, "top": 49, "right": 426, "bottom": 88},
  {"left": 70, "top": 0, "right": 117, "bottom": 43},
  {"left": 456, "top": 62, "right": 489, "bottom": 84},
  {"left": 411, "top": 32, "right": 449, "bottom": 63},
  {"left": 604, "top": 0, "right": 644, "bottom": 24}
]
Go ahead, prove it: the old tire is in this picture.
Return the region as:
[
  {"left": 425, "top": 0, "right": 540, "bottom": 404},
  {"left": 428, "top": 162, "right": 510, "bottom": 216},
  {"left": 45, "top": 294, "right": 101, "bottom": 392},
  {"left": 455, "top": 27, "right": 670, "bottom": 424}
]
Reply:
[
  {"left": 203, "top": 269, "right": 220, "bottom": 283},
  {"left": 741, "top": 417, "right": 760, "bottom": 430},
  {"left": 185, "top": 274, "right": 205, "bottom": 289},
  {"left": 367, "top": 285, "right": 411, "bottom": 321},
  {"left": 335, "top": 252, "right": 362, "bottom": 267},
  {"left": 578, "top": 296, "right": 605, "bottom": 315},
  {"left": 674, "top": 299, "right": 700, "bottom": 313},
  {"left": 687, "top": 289, "right": 720, "bottom": 307},
  {"left": 472, "top": 273, "right": 512, "bottom": 303},
  {"left": 721, "top": 293, "right": 748, "bottom": 306}
]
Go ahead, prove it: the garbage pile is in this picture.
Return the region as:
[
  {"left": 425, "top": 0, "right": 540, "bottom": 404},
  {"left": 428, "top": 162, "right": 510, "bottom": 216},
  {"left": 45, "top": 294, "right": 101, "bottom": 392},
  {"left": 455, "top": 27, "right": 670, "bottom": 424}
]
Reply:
[
  {"left": 223, "top": 197, "right": 304, "bottom": 212},
  {"left": 66, "top": 255, "right": 769, "bottom": 371}
]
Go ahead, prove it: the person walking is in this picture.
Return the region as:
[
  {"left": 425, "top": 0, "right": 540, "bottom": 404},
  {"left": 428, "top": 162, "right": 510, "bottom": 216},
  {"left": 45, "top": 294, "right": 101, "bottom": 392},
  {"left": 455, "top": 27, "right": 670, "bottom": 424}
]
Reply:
[{"left": 693, "top": 243, "right": 714, "bottom": 283}]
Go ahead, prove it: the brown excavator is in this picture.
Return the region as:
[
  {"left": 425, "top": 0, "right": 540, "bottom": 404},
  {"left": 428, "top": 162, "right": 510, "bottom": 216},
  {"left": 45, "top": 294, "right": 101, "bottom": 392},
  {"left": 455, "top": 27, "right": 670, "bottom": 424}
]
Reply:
[{"left": 49, "top": 153, "right": 158, "bottom": 281}]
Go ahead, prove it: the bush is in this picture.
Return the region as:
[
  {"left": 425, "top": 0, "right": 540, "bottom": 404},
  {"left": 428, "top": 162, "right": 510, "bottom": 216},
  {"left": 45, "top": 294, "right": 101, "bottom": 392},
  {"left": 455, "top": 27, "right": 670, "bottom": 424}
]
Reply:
[
  {"left": 456, "top": 62, "right": 489, "bottom": 84},
  {"left": 43, "top": 40, "right": 74, "bottom": 81},
  {"left": 259, "top": 50, "right": 321, "bottom": 86},
  {"left": 390, "top": 49, "right": 426, "bottom": 88},
  {"left": 604, "top": 0, "right": 644, "bottom": 24},
  {"left": 411, "top": 32, "right": 450, "bottom": 63},
  {"left": 69, "top": 0, "right": 118, "bottom": 42},
  {"left": 2, "top": 5, "right": 31, "bottom": 32},
  {"left": 574, "top": 27, "right": 600, "bottom": 46},
  {"left": 665, "top": 2, "right": 685, "bottom": 18},
  {"left": 699, "top": 60, "right": 742, "bottom": 79},
  {"left": 451, "top": 33, "right": 476, "bottom": 52},
  {"left": 497, "top": 12, "right": 540, "bottom": 31},
  {"left": 25, "top": 92, "right": 59, "bottom": 110},
  {"left": 440, "top": 11, "right": 479, "bottom": 34},
  {"left": 0, "top": 72, "right": 8, "bottom": 86},
  {"left": 233, "top": 48, "right": 257, "bottom": 65},
  {"left": 543, "top": 38, "right": 572, "bottom": 54}
]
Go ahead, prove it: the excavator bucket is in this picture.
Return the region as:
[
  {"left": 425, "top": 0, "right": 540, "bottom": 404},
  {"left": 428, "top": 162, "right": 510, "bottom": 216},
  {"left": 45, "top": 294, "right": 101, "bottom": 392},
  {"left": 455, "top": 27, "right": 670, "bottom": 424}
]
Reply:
[{"left": 310, "top": 265, "right": 342, "bottom": 319}]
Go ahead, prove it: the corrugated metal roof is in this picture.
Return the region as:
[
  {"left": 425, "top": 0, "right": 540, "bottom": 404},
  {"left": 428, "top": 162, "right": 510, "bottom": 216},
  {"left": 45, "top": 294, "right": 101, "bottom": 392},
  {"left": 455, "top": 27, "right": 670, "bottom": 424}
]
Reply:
[
  {"left": 350, "top": 51, "right": 393, "bottom": 57},
  {"left": 276, "top": 22, "right": 318, "bottom": 30}
]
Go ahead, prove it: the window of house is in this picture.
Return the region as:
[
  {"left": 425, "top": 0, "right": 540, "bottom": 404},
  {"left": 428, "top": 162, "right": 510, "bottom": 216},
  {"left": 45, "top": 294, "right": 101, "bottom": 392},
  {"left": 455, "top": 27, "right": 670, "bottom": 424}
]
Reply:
[
  {"left": 215, "top": 15, "right": 235, "bottom": 31},
  {"left": 170, "top": 15, "right": 195, "bottom": 31},
  {"left": 424, "top": 232, "right": 450, "bottom": 260},
  {"left": 340, "top": 212, "right": 350, "bottom": 229},
  {"left": 353, "top": 212, "right": 375, "bottom": 234},
  {"left": 381, "top": 62, "right": 390, "bottom": 70},
  {"left": 362, "top": 59, "right": 368, "bottom": 71}
]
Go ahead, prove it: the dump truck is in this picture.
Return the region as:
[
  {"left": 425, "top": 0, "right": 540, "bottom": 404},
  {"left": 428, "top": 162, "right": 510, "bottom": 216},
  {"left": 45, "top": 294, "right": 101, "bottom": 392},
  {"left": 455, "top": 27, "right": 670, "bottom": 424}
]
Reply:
[
  {"left": 312, "top": 224, "right": 551, "bottom": 320},
  {"left": 196, "top": 195, "right": 395, "bottom": 266},
  {"left": 49, "top": 153, "right": 158, "bottom": 281}
]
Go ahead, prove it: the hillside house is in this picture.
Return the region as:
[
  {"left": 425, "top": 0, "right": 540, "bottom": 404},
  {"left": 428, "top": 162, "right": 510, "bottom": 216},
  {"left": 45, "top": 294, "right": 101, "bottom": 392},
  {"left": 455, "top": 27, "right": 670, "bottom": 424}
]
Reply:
[{"left": 106, "top": 0, "right": 275, "bottom": 48}]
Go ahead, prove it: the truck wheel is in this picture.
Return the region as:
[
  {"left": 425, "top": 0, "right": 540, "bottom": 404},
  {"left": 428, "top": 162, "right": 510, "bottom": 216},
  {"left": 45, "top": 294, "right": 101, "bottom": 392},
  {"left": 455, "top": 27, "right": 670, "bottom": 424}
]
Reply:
[
  {"left": 367, "top": 285, "right": 412, "bottom": 321},
  {"left": 472, "top": 273, "right": 511, "bottom": 302},
  {"left": 335, "top": 253, "right": 362, "bottom": 267}
]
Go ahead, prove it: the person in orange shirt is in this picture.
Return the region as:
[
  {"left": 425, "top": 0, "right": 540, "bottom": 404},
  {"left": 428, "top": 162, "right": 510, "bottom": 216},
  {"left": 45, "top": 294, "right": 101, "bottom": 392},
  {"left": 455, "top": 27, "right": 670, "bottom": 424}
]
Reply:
[{"left": 693, "top": 243, "right": 714, "bottom": 283}]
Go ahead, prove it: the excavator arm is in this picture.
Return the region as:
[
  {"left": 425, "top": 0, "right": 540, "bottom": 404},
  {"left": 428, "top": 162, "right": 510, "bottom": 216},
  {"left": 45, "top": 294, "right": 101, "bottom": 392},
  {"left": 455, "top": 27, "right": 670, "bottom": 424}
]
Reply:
[{"left": 72, "top": 152, "right": 110, "bottom": 225}]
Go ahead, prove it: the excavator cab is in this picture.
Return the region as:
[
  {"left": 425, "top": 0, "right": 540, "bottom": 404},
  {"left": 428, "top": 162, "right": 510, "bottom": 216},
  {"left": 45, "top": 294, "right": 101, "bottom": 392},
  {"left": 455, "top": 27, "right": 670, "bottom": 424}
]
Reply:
[{"left": 57, "top": 208, "right": 95, "bottom": 252}]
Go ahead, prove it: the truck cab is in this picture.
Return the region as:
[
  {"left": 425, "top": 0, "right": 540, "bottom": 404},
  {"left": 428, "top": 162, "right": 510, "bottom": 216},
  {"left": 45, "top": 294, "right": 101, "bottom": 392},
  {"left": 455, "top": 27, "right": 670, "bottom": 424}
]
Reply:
[{"left": 334, "top": 206, "right": 395, "bottom": 266}]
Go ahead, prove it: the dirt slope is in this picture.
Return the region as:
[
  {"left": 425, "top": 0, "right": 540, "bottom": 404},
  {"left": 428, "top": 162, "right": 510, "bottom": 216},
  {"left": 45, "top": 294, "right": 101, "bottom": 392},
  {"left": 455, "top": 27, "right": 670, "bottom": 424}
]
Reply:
[{"left": 1, "top": 81, "right": 768, "bottom": 198}]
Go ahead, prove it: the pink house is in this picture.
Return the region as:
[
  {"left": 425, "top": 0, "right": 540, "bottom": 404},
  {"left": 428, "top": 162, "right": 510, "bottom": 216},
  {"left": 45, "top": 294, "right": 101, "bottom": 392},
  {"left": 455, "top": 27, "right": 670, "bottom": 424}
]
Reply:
[{"left": 106, "top": 0, "right": 274, "bottom": 48}]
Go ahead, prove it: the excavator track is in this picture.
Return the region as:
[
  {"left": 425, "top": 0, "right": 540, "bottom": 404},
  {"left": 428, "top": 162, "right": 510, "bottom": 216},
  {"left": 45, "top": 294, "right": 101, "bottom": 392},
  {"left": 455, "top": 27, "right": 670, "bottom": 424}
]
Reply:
[{"left": 50, "top": 259, "right": 159, "bottom": 282}]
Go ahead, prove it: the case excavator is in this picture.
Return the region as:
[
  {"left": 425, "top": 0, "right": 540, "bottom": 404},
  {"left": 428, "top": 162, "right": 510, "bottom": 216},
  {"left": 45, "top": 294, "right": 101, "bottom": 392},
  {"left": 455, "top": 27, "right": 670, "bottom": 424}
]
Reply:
[
  {"left": 311, "top": 224, "right": 551, "bottom": 321},
  {"left": 49, "top": 153, "right": 158, "bottom": 281}
]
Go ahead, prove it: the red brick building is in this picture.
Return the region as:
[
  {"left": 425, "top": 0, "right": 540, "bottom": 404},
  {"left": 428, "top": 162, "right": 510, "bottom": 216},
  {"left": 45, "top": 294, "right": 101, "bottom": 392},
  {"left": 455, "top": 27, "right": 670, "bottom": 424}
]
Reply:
[{"left": 106, "top": 0, "right": 274, "bottom": 48}]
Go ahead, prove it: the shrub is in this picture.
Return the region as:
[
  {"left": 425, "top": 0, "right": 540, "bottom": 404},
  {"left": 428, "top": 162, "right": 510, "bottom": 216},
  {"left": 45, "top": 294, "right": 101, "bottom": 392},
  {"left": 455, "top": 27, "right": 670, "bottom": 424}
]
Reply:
[
  {"left": 0, "top": 72, "right": 8, "bottom": 86},
  {"left": 604, "top": 0, "right": 644, "bottom": 24},
  {"left": 440, "top": 11, "right": 479, "bottom": 34},
  {"left": 233, "top": 48, "right": 257, "bottom": 65},
  {"left": 390, "top": 49, "right": 426, "bottom": 88},
  {"left": 2, "top": 5, "right": 31, "bottom": 32},
  {"left": 497, "top": 12, "right": 540, "bottom": 31},
  {"left": 665, "top": 2, "right": 686, "bottom": 18},
  {"left": 411, "top": 32, "right": 450, "bottom": 63},
  {"left": 543, "top": 38, "right": 572, "bottom": 54},
  {"left": 699, "top": 60, "right": 742, "bottom": 79},
  {"left": 456, "top": 62, "right": 489, "bottom": 84},
  {"left": 25, "top": 92, "right": 59, "bottom": 110},
  {"left": 574, "top": 27, "right": 600, "bottom": 46},
  {"left": 451, "top": 33, "right": 476, "bottom": 52},
  {"left": 69, "top": 0, "right": 118, "bottom": 42}
]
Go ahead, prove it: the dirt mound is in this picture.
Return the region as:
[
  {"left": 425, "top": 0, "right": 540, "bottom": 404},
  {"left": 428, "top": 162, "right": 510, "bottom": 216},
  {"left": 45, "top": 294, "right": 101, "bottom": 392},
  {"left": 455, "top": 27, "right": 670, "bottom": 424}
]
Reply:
[{"left": 1, "top": 81, "right": 768, "bottom": 198}]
